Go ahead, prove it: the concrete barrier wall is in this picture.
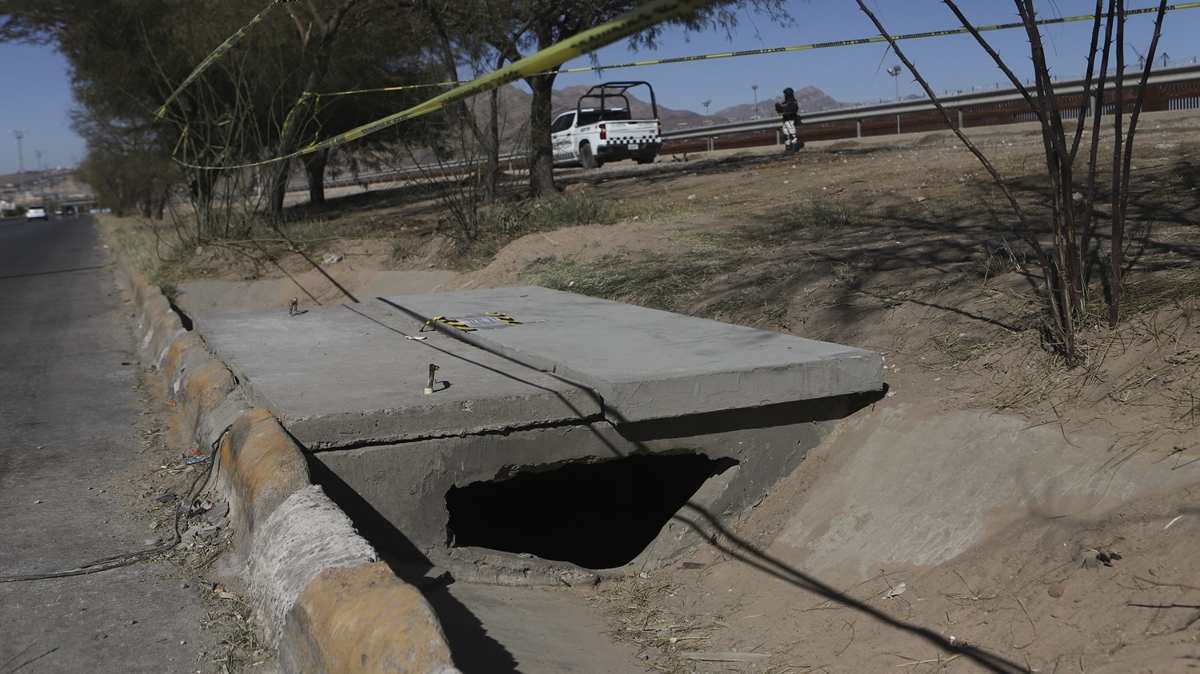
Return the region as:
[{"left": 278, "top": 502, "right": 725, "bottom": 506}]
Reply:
[{"left": 110, "top": 247, "right": 459, "bottom": 673}]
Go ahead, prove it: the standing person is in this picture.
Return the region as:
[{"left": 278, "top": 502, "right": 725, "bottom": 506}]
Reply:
[{"left": 775, "top": 87, "right": 802, "bottom": 154}]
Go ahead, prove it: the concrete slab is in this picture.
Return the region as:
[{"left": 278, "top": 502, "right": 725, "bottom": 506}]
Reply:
[
  {"left": 191, "top": 301, "right": 602, "bottom": 448},
  {"left": 188, "top": 285, "right": 885, "bottom": 580},
  {"left": 375, "top": 286, "right": 884, "bottom": 422}
]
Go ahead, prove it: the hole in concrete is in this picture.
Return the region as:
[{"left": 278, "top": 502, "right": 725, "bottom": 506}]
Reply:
[{"left": 446, "top": 453, "right": 736, "bottom": 570}]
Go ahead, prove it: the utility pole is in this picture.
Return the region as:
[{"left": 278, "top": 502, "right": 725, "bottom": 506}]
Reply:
[
  {"left": 887, "top": 66, "right": 903, "bottom": 135},
  {"left": 888, "top": 65, "right": 903, "bottom": 100},
  {"left": 12, "top": 130, "right": 26, "bottom": 205},
  {"left": 751, "top": 84, "right": 759, "bottom": 119},
  {"left": 35, "top": 150, "right": 44, "bottom": 202}
]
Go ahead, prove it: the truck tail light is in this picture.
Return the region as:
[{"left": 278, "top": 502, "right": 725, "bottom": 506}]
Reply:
[{"left": 599, "top": 123, "right": 607, "bottom": 140}]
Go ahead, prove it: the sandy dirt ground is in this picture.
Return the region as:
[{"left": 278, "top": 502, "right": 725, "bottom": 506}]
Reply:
[{"left": 171, "top": 110, "right": 1200, "bottom": 673}]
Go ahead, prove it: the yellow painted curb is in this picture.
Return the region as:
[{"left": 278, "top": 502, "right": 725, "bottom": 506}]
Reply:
[
  {"left": 148, "top": 310, "right": 186, "bottom": 366},
  {"left": 280, "top": 563, "right": 456, "bottom": 674},
  {"left": 216, "top": 408, "right": 312, "bottom": 537},
  {"left": 162, "top": 331, "right": 205, "bottom": 383}
]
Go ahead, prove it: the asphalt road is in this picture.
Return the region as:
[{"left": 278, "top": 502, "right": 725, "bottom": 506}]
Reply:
[{"left": 0, "top": 215, "right": 227, "bottom": 673}]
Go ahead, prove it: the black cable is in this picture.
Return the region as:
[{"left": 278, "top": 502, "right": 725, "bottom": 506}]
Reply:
[{"left": 0, "top": 426, "right": 230, "bottom": 583}]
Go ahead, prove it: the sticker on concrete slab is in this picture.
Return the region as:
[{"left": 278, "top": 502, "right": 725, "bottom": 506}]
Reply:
[
  {"left": 461, "top": 313, "right": 521, "bottom": 329},
  {"left": 423, "top": 312, "right": 521, "bottom": 332}
]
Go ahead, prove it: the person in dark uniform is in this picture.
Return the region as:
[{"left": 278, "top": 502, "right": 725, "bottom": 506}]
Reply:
[{"left": 774, "top": 87, "right": 803, "bottom": 154}]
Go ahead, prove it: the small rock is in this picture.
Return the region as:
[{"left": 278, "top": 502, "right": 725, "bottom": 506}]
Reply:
[
  {"left": 1047, "top": 584, "right": 1065, "bottom": 598},
  {"left": 206, "top": 502, "right": 229, "bottom": 521}
]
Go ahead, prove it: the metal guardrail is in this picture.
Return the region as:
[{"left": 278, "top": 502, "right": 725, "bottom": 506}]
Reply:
[{"left": 661, "top": 63, "right": 1200, "bottom": 149}]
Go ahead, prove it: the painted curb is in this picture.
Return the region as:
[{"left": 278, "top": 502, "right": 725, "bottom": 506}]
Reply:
[{"left": 109, "top": 244, "right": 459, "bottom": 673}]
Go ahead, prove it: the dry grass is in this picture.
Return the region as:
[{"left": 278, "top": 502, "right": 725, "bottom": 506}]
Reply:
[
  {"left": 520, "top": 253, "right": 738, "bottom": 314},
  {"left": 594, "top": 576, "right": 729, "bottom": 673}
]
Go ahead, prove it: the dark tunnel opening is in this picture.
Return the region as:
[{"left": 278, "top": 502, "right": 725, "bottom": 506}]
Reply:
[{"left": 445, "top": 453, "right": 737, "bottom": 570}]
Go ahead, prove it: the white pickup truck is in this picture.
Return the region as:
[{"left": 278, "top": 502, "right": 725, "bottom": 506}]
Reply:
[{"left": 551, "top": 81, "right": 661, "bottom": 169}]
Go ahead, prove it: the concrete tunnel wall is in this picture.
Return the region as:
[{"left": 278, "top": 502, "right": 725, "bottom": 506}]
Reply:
[{"left": 311, "top": 393, "right": 869, "bottom": 584}]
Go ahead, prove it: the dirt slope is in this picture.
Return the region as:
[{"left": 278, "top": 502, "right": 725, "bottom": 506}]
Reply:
[{"left": 452, "top": 118, "right": 1200, "bottom": 672}]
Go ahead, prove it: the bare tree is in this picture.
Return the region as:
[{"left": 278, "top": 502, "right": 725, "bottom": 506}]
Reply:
[{"left": 855, "top": 0, "right": 1168, "bottom": 363}]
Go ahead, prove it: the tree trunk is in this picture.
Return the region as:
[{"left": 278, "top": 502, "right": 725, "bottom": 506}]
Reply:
[
  {"left": 483, "top": 60, "right": 504, "bottom": 205},
  {"left": 267, "top": 159, "right": 291, "bottom": 214},
  {"left": 525, "top": 71, "right": 557, "bottom": 197},
  {"left": 304, "top": 148, "right": 329, "bottom": 205},
  {"left": 267, "top": 0, "right": 360, "bottom": 214},
  {"left": 189, "top": 170, "right": 219, "bottom": 240}
]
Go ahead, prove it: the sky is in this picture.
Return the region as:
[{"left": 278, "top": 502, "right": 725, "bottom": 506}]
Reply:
[{"left": 2, "top": 0, "right": 1199, "bottom": 175}]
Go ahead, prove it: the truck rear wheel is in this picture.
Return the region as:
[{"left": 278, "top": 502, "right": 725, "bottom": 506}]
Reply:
[{"left": 579, "top": 142, "right": 600, "bottom": 169}]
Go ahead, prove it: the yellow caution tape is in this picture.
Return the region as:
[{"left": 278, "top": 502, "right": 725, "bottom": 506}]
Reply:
[
  {"left": 177, "top": 0, "right": 724, "bottom": 170},
  {"left": 299, "top": 3, "right": 1200, "bottom": 103},
  {"left": 314, "top": 82, "right": 461, "bottom": 98},
  {"left": 421, "top": 313, "right": 521, "bottom": 332},
  {"left": 555, "top": 2, "right": 1200, "bottom": 74},
  {"left": 155, "top": 0, "right": 300, "bottom": 119},
  {"left": 421, "top": 316, "right": 475, "bottom": 333}
]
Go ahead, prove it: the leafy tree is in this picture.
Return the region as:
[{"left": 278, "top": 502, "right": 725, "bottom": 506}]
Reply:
[{"left": 3, "top": 0, "right": 434, "bottom": 224}]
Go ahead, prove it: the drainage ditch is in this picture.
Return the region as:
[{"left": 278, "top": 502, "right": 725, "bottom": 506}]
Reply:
[
  {"left": 310, "top": 451, "right": 736, "bottom": 573},
  {"left": 446, "top": 453, "right": 737, "bottom": 570}
]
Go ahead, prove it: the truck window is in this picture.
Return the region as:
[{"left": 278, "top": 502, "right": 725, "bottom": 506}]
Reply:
[
  {"left": 574, "top": 109, "right": 631, "bottom": 126},
  {"left": 550, "top": 112, "right": 575, "bottom": 133}
]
